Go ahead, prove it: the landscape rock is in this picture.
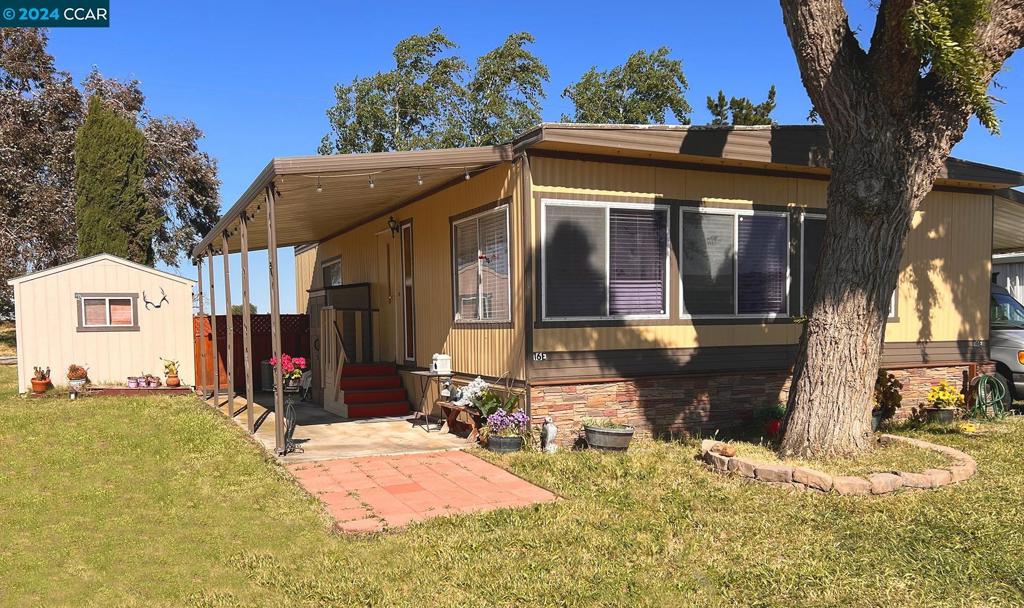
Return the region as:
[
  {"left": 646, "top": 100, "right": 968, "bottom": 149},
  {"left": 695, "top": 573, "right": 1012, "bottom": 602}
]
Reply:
[
  {"left": 867, "top": 472, "right": 903, "bottom": 494},
  {"left": 754, "top": 464, "right": 793, "bottom": 483},
  {"left": 793, "top": 467, "right": 833, "bottom": 492},
  {"left": 897, "top": 471, "right": 933, "bottom": 488},
  {"left": 700, "top": 439, "right": 723, "bottom": 455},
  {"left": 949, "top": 464, "right": 973, "bottom": 483},
  {"left": 923, "top": 468, "right": 953, "bottom": 487},
  {"left": 832, "top": 476, "right": 872, "bottom": 496},
  {"left": 727, "top": 457, "right": 757, "bottom": 478},
  {"left": 704, "top": 451, "right": 731, "bottom": 471},
  {"left": 712, "top": 443, "right": 737, "bottom": 457}
]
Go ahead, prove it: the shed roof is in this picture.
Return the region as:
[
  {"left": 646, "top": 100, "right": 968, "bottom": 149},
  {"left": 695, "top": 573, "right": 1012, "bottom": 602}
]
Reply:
[{"left": 7, "top": 253, "right": 195, "bottom": 286}]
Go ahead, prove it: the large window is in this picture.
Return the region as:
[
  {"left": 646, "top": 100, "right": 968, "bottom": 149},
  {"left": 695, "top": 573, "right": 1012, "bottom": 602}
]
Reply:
[
  {"left": 77, "top": 293, "right": 138, "bottom": 332},
  {"left": 680, "top": 209, "right": 789, "bottom": 317},
  {"left": 453, "top": 205, "right": 510, "bottom": 322},
  {"left": 542, "top": 200, "right": 669, "bottom": 320},
  {"left": 321, "top": 258, "right": 342, "bottom": 287},
  {"left": 801, "top": 213, "right": 897, "bottom": 318}
]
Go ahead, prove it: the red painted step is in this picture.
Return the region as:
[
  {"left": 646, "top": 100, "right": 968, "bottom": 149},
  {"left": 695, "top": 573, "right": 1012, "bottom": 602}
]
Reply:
[
  {"left": 347, "top": 402, "right": 412, "bottom": 418},
  {"left": 344, "top": 387, "right": 408, "bottom": 404},
  {"left": 340, "top": 375, "right": 403, "bottom": 390},
  {"left": 343, "top": 363, "right": 397, "bottom": 377}
]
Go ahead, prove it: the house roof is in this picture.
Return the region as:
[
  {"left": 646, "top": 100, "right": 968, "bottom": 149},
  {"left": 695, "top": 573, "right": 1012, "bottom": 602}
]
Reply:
[
  {"left": 7, "top": 253, "right": 195, "bottom": 286},
  {"left": 194, "top": 123, "right": 1024, "bottom": 257}
]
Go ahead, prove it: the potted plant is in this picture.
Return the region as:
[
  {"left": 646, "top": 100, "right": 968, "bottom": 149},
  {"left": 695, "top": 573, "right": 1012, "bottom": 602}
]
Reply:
[
  {"left": 583, "top": 417, "right": 635, "bottom": 451},
  {"left": 269, "top": 354, "right": 307, "bottom": 389},
  {"left": 753, "top": 403, "right": 787, "bottom": 438},
  {"left": 66, "top": 364, "right": 88, "bottom": 398},
  {"left": 145, "top": 374, "right": 161, "bottom": 388},
  {"left": 924, "top": 379, "right": 964, "bottom": 424},
  {"left": 162, "top": 358, "right": 181, "bottom": 387},
  {"left": 127, "top": 376, "right": 139, "bottom": 389},
  {"left": 482, "top": 409, "right": 530, "bottom": 453},
  {"left": 30, "top": 367, "right": 51, "bottom": 394},
  {"left": 872, "top": 371, "right": 903, "bottom": 430}
]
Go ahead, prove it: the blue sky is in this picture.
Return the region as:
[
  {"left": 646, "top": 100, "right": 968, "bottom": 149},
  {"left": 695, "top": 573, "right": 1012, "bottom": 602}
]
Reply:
[{"left": 48, "top": 0, "right": 1024, "bottom": 313}]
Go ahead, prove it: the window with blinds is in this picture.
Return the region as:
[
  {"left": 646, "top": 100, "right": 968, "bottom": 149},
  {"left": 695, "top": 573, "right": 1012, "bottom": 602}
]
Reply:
[
  {"left": 681, "top": 210, "right": 790, "bottom": 317},
  {"left": 542, "top": 200, "right": 668, "bottom": 319},
  {"left": 452, "top": 206, "right": 510, "bottom": 322}
]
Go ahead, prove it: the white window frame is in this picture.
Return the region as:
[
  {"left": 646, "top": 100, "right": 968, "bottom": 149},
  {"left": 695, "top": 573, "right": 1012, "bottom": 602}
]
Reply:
[
  {"left": 321, "top": 258, "right": 342, "bottom": 288},
  {"left": 540, "top": 198, "right": 671, "bottom": 322},
  {"left": 452, "top": 204, "right": 512, "bottom": 323},
  {"left": 679, "top": 207, "right": 791, "bottom": 320},
  {"left": 79, "top": 295, "right": 136, "bottom": 328},
  {"left": 800, "top": 212, "right": 896, "bottom": 319}
]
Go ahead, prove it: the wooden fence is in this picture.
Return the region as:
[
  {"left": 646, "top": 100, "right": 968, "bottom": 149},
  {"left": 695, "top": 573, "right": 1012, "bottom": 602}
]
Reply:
[{"left": 193, "top": 314, "right": 309, "bottom": 390}]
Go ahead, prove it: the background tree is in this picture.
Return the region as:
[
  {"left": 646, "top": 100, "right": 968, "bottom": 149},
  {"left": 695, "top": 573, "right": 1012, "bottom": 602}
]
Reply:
[
  {"left": 83, "top": 69, "right": 220, "bottom": 267},
  {"left": 0, "top": 29, "right": 82, "bottom": 318},
  {"left": 75, "top": 96, "right": 153, "bottom": 262},
  {"left": 231, "top": 303, "right": 257, "bottom": 315},
  {"left": 319, "top": 29, "right": 548, "bottom": 153},
  {"left": 778, "top": 0, "right": 1024, "bottom": 456},
  {"left": 560, "top": 47, "right": 691, "bottom": 124},
  {"left": 707, "top": 85, "right": 777, "bottom": 125}
]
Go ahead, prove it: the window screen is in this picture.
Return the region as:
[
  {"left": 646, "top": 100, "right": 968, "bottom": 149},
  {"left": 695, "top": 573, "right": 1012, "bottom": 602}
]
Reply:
[
  {"left": 452, "top": 206, "right": 510, "bottom": 322},
  {"left": 79, "top": 295, "right": 136, "bottom": 329},
  {"left": 609, "top": 208, "right": 667, "bottom": 315},
  {"left": 322, "top": 260, "right": 342, "bottom": 287},
  {"left": 544, "top": 204, "right": 607, "bottom": 318},
  {"left": 737, "top": 215, "right": 788, "bottom": 314},
  {"left": 681, "top": 212, "right": 734, "bottom": 315}
]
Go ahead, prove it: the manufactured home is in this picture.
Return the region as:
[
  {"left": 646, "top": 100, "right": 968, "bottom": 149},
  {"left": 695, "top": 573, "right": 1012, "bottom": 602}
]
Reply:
[{"left": 194, "top": 124, "right": 1024, "bottom": 448}]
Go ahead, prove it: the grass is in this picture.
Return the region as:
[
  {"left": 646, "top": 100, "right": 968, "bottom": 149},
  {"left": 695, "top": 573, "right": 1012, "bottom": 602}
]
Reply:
[
  {"left": 728, "top": 436, "right": 951, "bottom": 476},
  {"left": 2, "top": 364, "right": 1024, "bottom": 607},
  {"left": 0, "top": 321, "right": 15, "bottom": 357}
]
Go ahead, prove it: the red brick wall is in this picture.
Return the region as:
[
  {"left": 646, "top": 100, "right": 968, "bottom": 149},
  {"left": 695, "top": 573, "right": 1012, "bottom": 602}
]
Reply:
[{"left": 530, "top": 363, "right": 988, "bottom": 444}]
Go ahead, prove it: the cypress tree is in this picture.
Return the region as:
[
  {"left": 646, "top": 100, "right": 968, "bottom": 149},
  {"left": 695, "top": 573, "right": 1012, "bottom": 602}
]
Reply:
[{"left": 74, "top": 95, "right": 154, "bottom": 263}]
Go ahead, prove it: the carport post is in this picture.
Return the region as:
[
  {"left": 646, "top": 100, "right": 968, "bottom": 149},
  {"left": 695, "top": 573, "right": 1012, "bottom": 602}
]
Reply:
[
  {"left": 240, "top": 212, "right": 255, "bottom": 433},
  {"left": 196, "top": 259, "right": 207, "bottom": 397},
  {"left": 266, "top": 184, "right": 285, "bottom": 454},
  {"left": 207, "top": 246, "right": 220, "bottom": 409},
  {"left": 221, "top": 231, "right": 235, "bottom": 415}
]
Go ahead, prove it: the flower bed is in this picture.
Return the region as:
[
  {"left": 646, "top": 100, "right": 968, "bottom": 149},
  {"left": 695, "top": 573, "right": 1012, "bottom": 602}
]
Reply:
[{"left": 700, "top": 434, "right": 977, "bottom": 495}]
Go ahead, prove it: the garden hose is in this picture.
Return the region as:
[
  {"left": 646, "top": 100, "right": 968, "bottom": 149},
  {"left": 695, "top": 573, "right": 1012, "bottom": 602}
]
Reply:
[{"left": 970, "top": 374, "right": 1007, "bottom": 419}]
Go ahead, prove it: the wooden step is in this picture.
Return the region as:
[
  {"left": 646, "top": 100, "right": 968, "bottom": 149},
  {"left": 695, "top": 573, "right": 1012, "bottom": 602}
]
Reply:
[
  {"left": 344, "top": 387, "right": 408, "bottom": 404},
  {"left": 340, "top": 375, "right": 403, "bottom": 391},
  {"left": 342, "top": 363, "right": 398, "bottom": 377},
  {"left": 347, "top": 401, "right": 411, "bottom": 418}
]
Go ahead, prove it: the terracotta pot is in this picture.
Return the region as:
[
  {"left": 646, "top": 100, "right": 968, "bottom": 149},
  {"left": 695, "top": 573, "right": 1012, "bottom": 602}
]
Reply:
[
  {"left": 764, "top": 419, "right": 783, "bottom": 437},
  {"left": 30, "top": 378, "right": 50, "bottom": 394},
  {"left": 165, "top": 375, "right": 180, "bottom": 387}
]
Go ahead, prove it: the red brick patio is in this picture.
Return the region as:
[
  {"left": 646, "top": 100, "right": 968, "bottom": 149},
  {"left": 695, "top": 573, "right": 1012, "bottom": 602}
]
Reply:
[{"left": 287, "top": 450, "right": 558, "bottom": 533}]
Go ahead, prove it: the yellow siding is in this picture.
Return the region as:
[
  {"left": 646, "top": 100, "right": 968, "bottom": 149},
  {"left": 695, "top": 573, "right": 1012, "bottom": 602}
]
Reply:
[
  {"left": 294, "top": 245, "right": 317, "bottom": 314},
  {"left": 311, "top": 162, "right": 526, "bottom": 380},
  {"left": 530, "top": 156, "right": 991, "bottom": 353},
  {"left": 12, "top": 258, "right": 195, "bottom": 393}
]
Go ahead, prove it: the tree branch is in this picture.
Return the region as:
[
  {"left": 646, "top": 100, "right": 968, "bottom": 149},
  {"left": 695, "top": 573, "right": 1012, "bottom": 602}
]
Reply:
[
  {"left": 778, "top": 0, "right": 870, "bottom": 138},
  {"left": 867, "top": 0, "right": 922, "bottom": 116}
]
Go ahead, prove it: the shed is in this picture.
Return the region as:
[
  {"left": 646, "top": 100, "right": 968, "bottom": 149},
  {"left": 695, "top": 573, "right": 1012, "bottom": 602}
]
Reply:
[{"left": 7, "top": 254, "right": 196, "bottom": 394}]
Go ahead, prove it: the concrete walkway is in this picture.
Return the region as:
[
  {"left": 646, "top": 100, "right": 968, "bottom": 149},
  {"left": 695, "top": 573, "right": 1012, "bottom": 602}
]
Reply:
[{"left": 287, "top": 450, "right": 558, "bottom": 532}]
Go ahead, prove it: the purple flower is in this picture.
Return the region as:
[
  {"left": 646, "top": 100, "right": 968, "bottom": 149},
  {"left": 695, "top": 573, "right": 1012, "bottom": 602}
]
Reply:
[{"left": 485, "top": 409, "right": 529, "bottom": 437}]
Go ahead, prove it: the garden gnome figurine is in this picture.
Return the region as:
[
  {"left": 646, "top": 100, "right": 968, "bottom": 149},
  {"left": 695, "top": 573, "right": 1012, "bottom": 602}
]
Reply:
[{"left": 541, "top": 416, "right": 557, "bottom": 453}]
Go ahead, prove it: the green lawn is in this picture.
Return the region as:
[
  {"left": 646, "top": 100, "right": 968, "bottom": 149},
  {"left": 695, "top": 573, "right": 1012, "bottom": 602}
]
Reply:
[{"left": 3, "top": 364, "right": 1024, "bottom": 607}]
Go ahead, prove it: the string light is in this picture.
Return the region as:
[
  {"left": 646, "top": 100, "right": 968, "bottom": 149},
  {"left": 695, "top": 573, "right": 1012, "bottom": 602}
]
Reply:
[
  {"left": 315, "top": 176, "right": 322, "bottom": 193},
  {"left": 464, "top": 167, "right": 470, "bottom": 180},
  {"left": 416, "top": 170, "right": 423, "bottom": 186},
  {"left": 368, "top": 175, "right": 375, "bottom": 189}
]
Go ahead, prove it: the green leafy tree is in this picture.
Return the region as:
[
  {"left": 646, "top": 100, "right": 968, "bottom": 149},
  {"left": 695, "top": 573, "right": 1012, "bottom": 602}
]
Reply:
[
  {"left": 230, "top": 303, "right": 257, "bottom": 315},
  {"left": 561, "top": 47, "right": 691, "bottom": 124},
  {"left": 75, "top": 95, "right": 154, "bottom": 263},
  {"left": 319, "top": 29, "right": 548, "bottom": 153},
  {"left": 0, "top": 28, "right": 82, "bottom": 318},
  {"left": 707, "top": 85, "right": 777, "bottom": 125},
  {"left": 777, "top": 0, "right": 1024, "bottom": 457},
  {"left": 466, "top": 32, "right": 549, "bottom": 146}
]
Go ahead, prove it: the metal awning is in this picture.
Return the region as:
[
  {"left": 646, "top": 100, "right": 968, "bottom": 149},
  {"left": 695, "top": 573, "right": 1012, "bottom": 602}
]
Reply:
[
  {"left": 192, "top": 145, "right": 514, "bottom": 256},
  {"left": 994, "top": 189, "right": 1024, "bottom": 253}
]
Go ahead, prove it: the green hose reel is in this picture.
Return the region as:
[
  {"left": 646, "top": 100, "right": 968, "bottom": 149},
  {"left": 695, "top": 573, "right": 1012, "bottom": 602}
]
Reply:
[{"left": 969, "top": 374, "right": 1009, "bottom": 419}]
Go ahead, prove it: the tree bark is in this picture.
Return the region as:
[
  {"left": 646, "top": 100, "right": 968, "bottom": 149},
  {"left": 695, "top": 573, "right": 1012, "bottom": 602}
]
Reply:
[{"left": 776, "top": 0, "right": 1024, "bottom": 456}]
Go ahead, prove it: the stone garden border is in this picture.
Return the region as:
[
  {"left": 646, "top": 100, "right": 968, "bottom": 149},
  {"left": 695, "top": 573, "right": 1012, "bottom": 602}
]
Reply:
[{"left": 700, "top": 434, "right": 977, "bottom": 496}]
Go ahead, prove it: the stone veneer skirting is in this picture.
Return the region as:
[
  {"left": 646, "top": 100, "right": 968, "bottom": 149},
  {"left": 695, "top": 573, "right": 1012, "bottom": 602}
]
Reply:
[
  {"left": 529, "top": 363, "right": 991, "bottom": 446},
  {"left": 699, "top": 434, "right": 977, "bottom": 495}
]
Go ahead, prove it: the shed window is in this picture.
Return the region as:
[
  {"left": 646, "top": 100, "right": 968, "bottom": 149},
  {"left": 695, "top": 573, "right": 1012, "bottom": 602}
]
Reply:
[
  {"left": 322, "top": 259, "right": 342, "bottom": 287},
  {"left": 77, "top": 294, "right": 139, "bottom": 331},
  {"left": 452, "top": 205, "right": 510, "bottom": 322},
  {"left": 681, "top": 209, "right": 789, "bottom": 318},
  {"left": 542, "top": 200, "right": 669, "bottom": 320}
]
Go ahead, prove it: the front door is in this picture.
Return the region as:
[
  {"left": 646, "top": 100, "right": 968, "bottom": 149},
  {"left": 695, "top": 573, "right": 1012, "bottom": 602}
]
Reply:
[{"left": 400, "top": 222, "right": 415, "bottom": 363}]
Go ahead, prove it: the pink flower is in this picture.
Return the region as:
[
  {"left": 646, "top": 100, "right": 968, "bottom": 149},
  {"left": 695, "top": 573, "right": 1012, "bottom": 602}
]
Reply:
[
  {"left": 292, "top": 357, "right": 306, "bottom": 369},
  {"left": 269, "top": 356, "right": 277, "bottom": 366}
]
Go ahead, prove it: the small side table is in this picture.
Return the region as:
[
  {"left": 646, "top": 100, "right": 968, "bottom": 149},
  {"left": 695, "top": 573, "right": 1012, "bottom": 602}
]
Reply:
[{"left": 409, "top": 370, "right": 452, "bottom": 432}]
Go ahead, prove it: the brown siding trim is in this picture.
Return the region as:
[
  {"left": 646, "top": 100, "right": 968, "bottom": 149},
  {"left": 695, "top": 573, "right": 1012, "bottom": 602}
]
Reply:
[
  {"left": 527, "top": 340, "right": 989, "bottom": 383},
  {"left": 527, "top": 149, "right": 999, "bottom": 196},
  {"left": 449, "top": 196, "right": 512, "bottom": 224}
]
